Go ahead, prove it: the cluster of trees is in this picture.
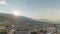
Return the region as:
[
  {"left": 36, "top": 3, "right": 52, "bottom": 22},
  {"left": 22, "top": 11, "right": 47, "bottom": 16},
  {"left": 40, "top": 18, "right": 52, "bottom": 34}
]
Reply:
[
  {"left": 31, "top": 31, "right": 37, "bottom": 34},
  {"left": 0, "top": 29, "right": 7, "bottom": 34}
]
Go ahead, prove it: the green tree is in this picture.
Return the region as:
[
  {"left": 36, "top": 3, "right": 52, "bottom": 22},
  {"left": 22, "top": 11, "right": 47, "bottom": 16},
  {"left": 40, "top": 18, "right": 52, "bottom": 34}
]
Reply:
[
  {"left": 0, "top": 29, "right": 7, "bottom": 34},
  {"left": 31, "top": 31, "right": 37, "bottom": 34}
]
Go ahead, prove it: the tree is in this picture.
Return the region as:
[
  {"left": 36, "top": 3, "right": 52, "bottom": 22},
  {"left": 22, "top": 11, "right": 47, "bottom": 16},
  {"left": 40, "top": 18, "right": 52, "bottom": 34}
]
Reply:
[
  {"left": 31, "top": 31, "right": 37, "bottom": 34},
  {"left": 0, "top": 29, "right": 7, "bottom": 34}
]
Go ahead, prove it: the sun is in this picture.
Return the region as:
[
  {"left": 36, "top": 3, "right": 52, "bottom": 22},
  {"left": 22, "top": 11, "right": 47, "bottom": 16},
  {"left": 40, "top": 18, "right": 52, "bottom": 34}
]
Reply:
[
  {"left": 13, "top": 11, "right": 20, "bottom": 16},
  {"left": 11, "top": 9, "right": 21, "bottom": 16}
]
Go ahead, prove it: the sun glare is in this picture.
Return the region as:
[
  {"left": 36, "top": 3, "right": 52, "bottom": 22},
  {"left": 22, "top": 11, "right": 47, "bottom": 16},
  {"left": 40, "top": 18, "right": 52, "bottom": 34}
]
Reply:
[
  {"left": 14, "top": 12, "right": 20, "bottom": 16},
  {"left": 13, "top": 11, "right": 20, "bottom": 16}
]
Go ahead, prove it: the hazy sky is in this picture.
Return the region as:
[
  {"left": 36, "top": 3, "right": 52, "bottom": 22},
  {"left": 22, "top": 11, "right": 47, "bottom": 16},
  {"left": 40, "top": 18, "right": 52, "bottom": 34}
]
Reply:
[{"left": 0, "top": 0, "right": 60, "bottom": 20}]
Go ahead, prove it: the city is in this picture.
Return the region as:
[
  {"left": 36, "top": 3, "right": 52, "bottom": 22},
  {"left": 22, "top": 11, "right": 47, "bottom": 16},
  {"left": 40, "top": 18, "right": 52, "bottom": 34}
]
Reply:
[
  {"left": 0, "top": 0, "right": 60, "bottom": 34},
  {"left": 0, "top": 13, "right": 60, "bottom": 34}
]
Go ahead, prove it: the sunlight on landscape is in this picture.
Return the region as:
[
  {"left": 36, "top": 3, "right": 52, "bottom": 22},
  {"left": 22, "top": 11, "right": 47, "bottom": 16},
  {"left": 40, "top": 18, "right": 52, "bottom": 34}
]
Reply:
[
  {"left": 0, "top": 0, "right": 60, "bottom": 34},
  {"left": 11, "top": 9, "right": 20, "bottom": 16},
  {"left": 13, "top": 11, "right": 20, "bottom": 16}
]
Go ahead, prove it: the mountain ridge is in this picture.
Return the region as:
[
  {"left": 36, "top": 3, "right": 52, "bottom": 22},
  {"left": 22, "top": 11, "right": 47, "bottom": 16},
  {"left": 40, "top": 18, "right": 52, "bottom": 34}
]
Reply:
[{"left": 0, "top": 13, "right": 45, "bottom": 25}]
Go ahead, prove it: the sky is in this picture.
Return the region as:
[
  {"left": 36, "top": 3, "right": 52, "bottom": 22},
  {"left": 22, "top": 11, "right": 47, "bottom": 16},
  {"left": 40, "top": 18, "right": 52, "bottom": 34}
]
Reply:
[{"left": 0, "top": 0, "right": 60, "bottom": 20}]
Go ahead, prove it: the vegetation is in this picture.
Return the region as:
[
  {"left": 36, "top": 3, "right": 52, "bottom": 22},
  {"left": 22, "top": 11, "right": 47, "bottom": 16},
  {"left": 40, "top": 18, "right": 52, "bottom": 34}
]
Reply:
[
  {"left": 0, "top": 29, "right": 7, "bottom": 34},
  {"left": 31, "top": 31, "right": 37, "bottom": 34}
]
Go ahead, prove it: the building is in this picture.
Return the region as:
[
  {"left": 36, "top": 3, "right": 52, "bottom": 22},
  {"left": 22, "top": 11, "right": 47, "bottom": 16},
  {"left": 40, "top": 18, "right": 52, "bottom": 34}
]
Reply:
[{"left": 14, "top": 31, "right": 28, "bottom": 34}]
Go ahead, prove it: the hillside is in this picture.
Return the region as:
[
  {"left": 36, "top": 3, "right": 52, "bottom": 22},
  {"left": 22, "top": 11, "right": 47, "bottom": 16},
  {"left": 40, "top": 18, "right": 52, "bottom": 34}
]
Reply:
[{"left": 0, "top": 13, "right": 47, "bottom": 25}]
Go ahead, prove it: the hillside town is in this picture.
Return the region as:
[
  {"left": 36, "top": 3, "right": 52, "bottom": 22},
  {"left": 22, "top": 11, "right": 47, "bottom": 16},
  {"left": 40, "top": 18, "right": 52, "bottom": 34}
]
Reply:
[
  {"left": 0, "top": 14, "right": 59, "bottom": 34},
  {"left": 0, "top": 17, "right": 60, "bottom": 34},
  {"left": 0, "top": 0, "right": 60, "bottom": 34}
]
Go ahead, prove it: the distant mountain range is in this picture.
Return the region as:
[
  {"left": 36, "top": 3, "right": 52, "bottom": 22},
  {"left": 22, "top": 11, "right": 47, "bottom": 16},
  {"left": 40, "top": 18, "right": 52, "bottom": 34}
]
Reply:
[
  {"left": 0, "top": 13, "right": 60, "bottom": 24},
  {"left": 37, "top": 19, "right": 60, "bottom": 24},
  {"left": 36, "top": 19, "right": 51, "bottom": 22}
]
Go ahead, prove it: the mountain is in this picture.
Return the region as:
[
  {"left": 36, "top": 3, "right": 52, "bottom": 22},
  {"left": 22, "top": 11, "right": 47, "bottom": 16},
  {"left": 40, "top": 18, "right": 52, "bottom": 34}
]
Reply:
[
  {"left": 53, "top": 19, "right": 60, "bottom": 24},
  {"left": 0, "top": 13, "right": 58, "bottom": 30},
  {"left": 0, "top": 13, "right": 46, "bottom": 25},
  {"left": 36, "top": 19, "right": 53, "bottom": 23}
]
